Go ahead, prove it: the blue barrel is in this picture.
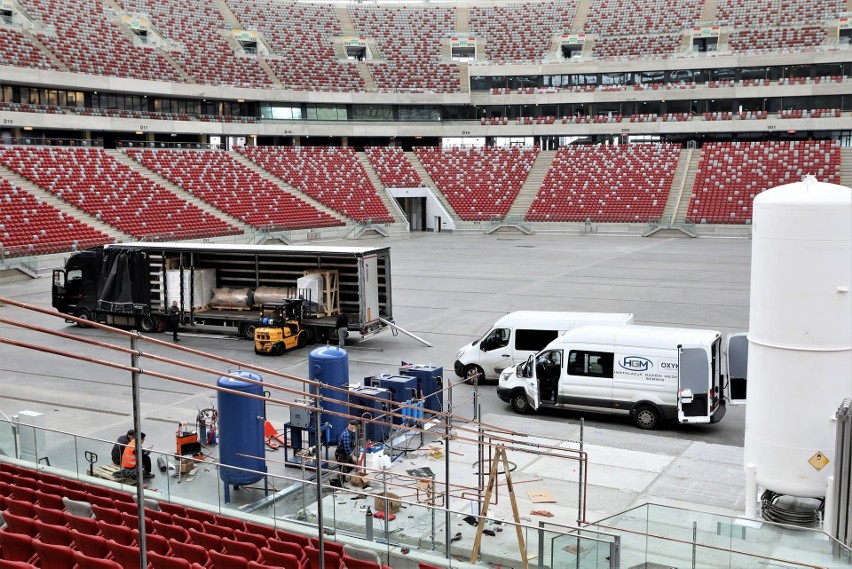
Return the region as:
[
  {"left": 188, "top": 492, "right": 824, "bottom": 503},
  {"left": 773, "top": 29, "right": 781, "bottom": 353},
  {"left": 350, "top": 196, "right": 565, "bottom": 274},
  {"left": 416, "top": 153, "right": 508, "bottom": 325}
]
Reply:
[
  {"left": 217, "top": 371, "right": 265, "bottom": 488},
  {"left": 309, "top": 346, "right": 349, "bottom": 444}
]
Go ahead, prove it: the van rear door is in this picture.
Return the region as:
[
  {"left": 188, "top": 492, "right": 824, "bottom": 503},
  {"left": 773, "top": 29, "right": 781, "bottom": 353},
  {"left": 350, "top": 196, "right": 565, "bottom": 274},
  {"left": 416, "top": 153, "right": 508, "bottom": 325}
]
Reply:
[
  {"left": 725, "top": 333, "right": 749, "bottom": 405},
  {"left": 677, "top": 345, "right": 712, "bottom": 423}
]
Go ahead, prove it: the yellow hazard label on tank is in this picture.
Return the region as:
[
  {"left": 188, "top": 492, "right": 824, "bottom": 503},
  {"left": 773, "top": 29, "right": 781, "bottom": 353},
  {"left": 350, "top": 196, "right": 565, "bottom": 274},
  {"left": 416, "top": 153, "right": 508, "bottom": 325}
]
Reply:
[{"left": 808, "top": 451, "right": 830, "bottom": 471}]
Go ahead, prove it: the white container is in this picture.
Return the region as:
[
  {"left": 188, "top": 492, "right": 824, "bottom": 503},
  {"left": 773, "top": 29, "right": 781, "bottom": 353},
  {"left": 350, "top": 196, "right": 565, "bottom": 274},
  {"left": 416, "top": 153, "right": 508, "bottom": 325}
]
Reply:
[
  {"left": 166, "top": 268, "right": 216, "bottom": 309},
  {"left": 297, "top": 273, "right": 324, "bottom": 312},
  {"left": 745, "top": 176, "right": 852, "bottom": 498}
]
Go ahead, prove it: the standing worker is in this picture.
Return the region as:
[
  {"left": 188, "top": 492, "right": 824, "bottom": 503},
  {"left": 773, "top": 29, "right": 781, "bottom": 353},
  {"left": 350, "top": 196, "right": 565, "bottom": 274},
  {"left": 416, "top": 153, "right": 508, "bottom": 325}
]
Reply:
[
  {"left": 335, "top": 310, "right": 348, "bottom": 349},
  {"left": 168, "top": 300, "right": 180, "bottom": 342}
]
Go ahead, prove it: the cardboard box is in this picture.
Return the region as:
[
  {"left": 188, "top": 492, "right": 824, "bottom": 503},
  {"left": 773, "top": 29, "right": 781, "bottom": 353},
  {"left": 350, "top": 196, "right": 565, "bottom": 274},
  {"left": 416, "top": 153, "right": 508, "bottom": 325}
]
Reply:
[
  {"left": 179, "top": 459, "right": 194, "bottom": 475},
  {"left": 350, "top": 472, "right": 370, "bottom": 488},
  {"left": 374, "top": 492, "right": 401, "bottom": 514}
]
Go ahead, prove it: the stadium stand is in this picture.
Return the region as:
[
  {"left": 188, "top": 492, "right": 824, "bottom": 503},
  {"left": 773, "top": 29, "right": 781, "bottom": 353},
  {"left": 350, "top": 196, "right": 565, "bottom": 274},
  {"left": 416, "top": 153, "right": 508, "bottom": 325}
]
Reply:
[
  {"left": 349, "top": 5, "right": 460, "bottom": 92},
  {"left": 728, "top": 27, "right": 826, "bottom": 54},
  {"left": 117, "top": 0, "right": 273, "bottom": 88},
  {"left": 18, "top": 0, "right": 182, "bottom": 82},
  {"left": 592, "top": 33, "right": 683, "bottom": 59},
  {"left": 413, "top": 146, "right": 539, "bottom": 221},
  {"left": 0, "top": 179, "right": 109, "bottom": 257},
  {"left": 0, "top": 27, "right": 54, "bottom": 70},
  {"left": 525, "top": 144, "right": 680, "bottom": 222},
  {"left": 688, "top": 140, "right": 841, "bottom": 224},
  {"left": 125, "top": 148, "right": 343, "bottom": 231},
  {"left": 716, "top": 0, "right": 843, "bottom": 26},
  {"left": 0, "top": 146, "right": 240, "bottom": 240},
  {"left": 240, "top": 146, "right": 394, "bottom": 223},
  {"left": 468, "top": 0, "right": 578, "bottom": 64},
  {"left": 228, "top": 0, "right": 365, "bottom": 92},
  {"left": 585, "top": 0, "right": 702, "bottom": 35},
  {"left": 364, "top": 147, "right": 423, "bottom": 188},
  {"left": 0, "top": 461, "right": 373, "bottom": 569}
]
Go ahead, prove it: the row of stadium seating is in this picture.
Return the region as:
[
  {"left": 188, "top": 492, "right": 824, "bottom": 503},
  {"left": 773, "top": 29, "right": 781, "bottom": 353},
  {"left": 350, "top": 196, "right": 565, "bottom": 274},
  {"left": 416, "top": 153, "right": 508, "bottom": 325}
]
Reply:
[
  {"left": 0, "top": 146, "right": 241, "bottom": 241},
  {"left": 0, "top": 461, "right": 392, "bottom": 569},
  {"left": 0, "top": 142, "right": 842, "bottom": 256},
  {"left": 2, "top": 0, "right": 841, "bottom": 90},
  {"left": 124, "top": 149, "right": 343, "bottom": 231}
]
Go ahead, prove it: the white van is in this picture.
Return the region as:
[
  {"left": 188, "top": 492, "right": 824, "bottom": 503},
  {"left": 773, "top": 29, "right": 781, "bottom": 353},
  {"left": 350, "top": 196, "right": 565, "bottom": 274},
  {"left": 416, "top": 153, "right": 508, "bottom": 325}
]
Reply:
[
  {"left": 497, "top": 324, "right": 747, "bottom": 429},
  {"left": 453, "top": 311, "right": 635, "bottom": 382}
]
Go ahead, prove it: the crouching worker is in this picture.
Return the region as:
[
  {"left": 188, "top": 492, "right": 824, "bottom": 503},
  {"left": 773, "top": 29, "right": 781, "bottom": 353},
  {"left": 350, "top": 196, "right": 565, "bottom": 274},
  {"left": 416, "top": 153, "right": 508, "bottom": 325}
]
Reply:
[
  {"left": 333, "top": 419, "right": 359, "bottom": 486},
  {"left": 116, "top": 430, "right": 154, "bottom": 480}
]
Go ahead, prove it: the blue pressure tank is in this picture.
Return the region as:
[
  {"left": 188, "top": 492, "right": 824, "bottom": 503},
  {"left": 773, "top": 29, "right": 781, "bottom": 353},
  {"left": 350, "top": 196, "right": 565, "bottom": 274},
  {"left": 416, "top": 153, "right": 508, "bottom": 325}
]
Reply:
[
  {"left": 217, "top": 371, "right": 266, "bottom": 496},
  {"left": 309, "top": 346, "right": 349, "bottom": 446}
]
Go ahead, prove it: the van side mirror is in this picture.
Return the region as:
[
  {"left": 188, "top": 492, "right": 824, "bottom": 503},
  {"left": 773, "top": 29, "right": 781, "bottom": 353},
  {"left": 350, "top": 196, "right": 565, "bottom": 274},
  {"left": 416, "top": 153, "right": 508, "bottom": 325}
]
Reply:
[{"left": 680, "top": 388, "right": 694, "bottom": 404}]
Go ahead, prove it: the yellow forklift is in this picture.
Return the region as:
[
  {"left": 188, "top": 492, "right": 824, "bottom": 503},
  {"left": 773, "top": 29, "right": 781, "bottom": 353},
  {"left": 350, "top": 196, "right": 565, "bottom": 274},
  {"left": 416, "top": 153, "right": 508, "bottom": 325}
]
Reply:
[{"left": 254, "top": 299, "right": 313, "bottom": 355}]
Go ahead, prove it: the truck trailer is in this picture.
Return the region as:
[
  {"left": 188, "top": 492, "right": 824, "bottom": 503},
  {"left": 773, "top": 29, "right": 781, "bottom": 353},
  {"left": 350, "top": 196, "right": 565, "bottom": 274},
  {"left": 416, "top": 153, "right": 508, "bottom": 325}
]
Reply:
[{"left": 52, "top": 242, "right": 393, "bottom": 341}]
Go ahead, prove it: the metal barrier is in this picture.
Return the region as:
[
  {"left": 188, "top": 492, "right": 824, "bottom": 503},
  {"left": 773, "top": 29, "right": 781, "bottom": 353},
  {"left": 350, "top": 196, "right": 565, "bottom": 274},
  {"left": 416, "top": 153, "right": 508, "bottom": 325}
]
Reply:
[{"left": 831, "top": 398, "right": 852, "bottom": 548}]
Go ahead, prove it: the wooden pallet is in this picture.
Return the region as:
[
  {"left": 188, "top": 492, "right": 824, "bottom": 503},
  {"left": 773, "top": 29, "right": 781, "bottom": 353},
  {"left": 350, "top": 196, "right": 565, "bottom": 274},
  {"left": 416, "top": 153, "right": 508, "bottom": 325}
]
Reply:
[{"left": 91, "top": 463, "right": 133, "bottom": 483}]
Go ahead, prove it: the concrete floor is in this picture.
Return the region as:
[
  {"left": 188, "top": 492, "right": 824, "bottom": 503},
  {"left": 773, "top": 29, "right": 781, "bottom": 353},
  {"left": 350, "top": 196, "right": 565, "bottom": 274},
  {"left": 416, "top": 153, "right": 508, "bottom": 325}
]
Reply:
[{"left": 0, "top": 232, "right": 755, "bottom": 567}]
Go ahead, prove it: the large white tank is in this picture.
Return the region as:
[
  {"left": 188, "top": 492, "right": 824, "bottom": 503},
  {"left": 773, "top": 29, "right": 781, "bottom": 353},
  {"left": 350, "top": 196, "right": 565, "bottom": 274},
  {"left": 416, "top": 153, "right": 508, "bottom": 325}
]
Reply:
[{"left": 744, "top": 176, "right": 852, "bottom": 498}]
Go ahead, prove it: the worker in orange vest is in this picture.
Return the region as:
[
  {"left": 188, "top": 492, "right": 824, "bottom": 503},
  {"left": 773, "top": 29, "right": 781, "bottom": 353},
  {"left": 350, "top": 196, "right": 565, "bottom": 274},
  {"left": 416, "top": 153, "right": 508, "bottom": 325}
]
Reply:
[{"left": 120, "top": 432, "right": 154, "bottom": 479}]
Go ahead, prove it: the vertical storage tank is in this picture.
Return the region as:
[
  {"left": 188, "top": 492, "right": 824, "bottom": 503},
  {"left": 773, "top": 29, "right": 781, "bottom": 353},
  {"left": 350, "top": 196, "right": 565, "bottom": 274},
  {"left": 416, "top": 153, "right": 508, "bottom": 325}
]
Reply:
[
  {"left": 309, "top": 346, "right": 349, "bottom": 443},
  {"left": 217, "top": 371, "right": 266, "bottom": 502},
  {"left": 745, "top": 176, "right": 852, "bottom": 499}
]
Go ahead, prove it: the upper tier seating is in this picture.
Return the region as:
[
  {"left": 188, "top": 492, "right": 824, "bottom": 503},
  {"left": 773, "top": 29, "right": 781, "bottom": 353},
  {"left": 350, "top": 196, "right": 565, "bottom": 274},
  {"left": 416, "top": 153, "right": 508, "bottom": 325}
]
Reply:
[
  {"left": 0, "top": 146, "right": 240, "bottom": 240},
  {"left": 349, "top": 5, "right": 459, "bottom": 93},
  {"left": 688, "top": 140, "right": 841, "bottom": 224},
  {"left": 585, "top": 0, "right": 702, "bottom": 35},
  {"left": 592, "top": 33, "right": 682, "bottom": 58},
  {"left": 525, "top": 144, "right": 680, "bottom": 222},
  {"left": 124, "top": 149, "right": 342, "bottom": 231},
  {"left": 717, "top": 0, "right": 843, "bottom": 26},
  {"left": 117, "top": 0, "right": 272, "bottom": 88},
  {"left": 240, "top": 147, "right": 393, "bottom": 223},
  {"left": 728, "top": 26, "right": 826, "bottom": 53},
  {"left": 0, "top": 179, "right": 109, "bottom": 256},
  {"left": 468, "top": 0, "right": 578, "bottom": 64},
  {"left": 228, "top": 0, "right": 364, "bottom": 92},
  {"left": 413, "top": 146, "right": 539, "bottom": 221},
  {"left": 0, "top": 27, "right": 54, "bottom": 70},
  {"left": 19, "top": 0, "right": 182, "bottom": 82},
  {"left": 364, "top": 147, "right": 423, "bottom": 188}
]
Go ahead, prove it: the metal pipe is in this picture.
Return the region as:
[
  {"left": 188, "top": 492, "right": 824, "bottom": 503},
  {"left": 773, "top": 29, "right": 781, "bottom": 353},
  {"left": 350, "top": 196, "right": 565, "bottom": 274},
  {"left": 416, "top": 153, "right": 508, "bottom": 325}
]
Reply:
[
  {"left": 130, "top": 334, "right": 147, "bottom": 569},
  {"left": 314, "top": 382, "right": 325, "bottom": 567}
]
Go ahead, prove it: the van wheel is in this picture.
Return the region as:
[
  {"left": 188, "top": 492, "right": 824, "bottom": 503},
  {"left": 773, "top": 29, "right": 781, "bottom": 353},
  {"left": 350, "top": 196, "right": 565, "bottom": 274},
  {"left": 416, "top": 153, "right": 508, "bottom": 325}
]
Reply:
[
  {"left": 633, "top": 405, "right": 661, "bottom": 430},
  {"left": 510, "top": 392, "right": 533, "bottom": 414},
  {"left": 462, "top": 365, "right": 484, "bottom": 384},
  {"left": 139, "top": 315, "right": 158, "bottom": 333}
]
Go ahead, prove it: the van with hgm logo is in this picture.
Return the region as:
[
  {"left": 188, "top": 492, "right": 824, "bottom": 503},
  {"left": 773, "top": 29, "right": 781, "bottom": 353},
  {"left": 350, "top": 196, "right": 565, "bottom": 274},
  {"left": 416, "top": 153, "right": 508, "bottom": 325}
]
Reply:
[{"left": 497, "top": 324, "right": 749, "bottom": 429}]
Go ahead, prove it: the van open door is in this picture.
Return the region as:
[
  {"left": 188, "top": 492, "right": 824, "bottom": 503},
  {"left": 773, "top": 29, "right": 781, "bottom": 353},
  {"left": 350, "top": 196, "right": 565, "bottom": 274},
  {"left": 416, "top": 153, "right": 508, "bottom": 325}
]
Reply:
[
  {"left": 726, "top": 333, "right": 748, "bottom": 405},
  {"left": 677, "top": 345, "right": 712, "bottom": 423}
]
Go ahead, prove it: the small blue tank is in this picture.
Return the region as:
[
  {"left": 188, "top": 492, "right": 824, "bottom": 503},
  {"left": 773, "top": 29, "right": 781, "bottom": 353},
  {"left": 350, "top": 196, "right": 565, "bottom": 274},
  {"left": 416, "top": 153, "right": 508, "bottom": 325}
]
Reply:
[
  {"left": 217, "top": 371, "right": 265, "bottom": 498},
  {"left": 308, "top": 346, "right": 349, "bottom": 444}
]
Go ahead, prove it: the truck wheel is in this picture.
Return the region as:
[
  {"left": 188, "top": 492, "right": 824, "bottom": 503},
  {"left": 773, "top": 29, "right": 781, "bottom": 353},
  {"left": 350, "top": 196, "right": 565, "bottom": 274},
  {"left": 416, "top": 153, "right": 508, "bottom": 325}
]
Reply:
[
  {"left": 632, "top": 405, "right": 661, "bottom": 430},
  {"left": 73, "top": 308, "right": 92, "bottom": 328},
  {"left": 240, "top": 323, "right": 257, "bottom": 341},
  {"left": 462, "top": 365, "right": 484, "bottom": 384},
  {"left": 510, "top": 391, "right": 533, "bottom": 414},
  {"left": 304, "top": 328, "right": 316, "bottom": 345},
  {"left": 139, "top": 315, "right": 158, "bottom": 333},
  {"left": 297, "top": 331, "right": 307, "bottom": 348}
]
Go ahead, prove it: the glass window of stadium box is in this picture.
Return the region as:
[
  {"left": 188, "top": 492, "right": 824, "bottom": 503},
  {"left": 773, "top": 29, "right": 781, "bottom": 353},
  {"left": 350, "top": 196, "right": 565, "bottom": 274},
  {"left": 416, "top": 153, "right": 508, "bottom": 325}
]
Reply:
[
  {"left": 353, "top": 105, "right": 393, "bottom": 120},
  {"left": 305, "top": 105, "right": 347, "bottom": 121},
  {"left": 470, "top": 75, "right": 487, "bottom": 91},
  {"left": 397, "top": 106, "right": 439, "bottom": 121},
  {"left": 261, "top": 105, "right": 302, "bottom": 120},
  {"left": 784, "top": 65, "right": 811, "bottom": 80}
]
